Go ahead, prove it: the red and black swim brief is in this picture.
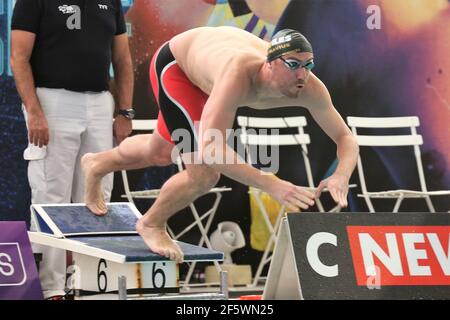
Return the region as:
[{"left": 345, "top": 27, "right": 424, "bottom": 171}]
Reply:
[{"left": 149, "top": 42, "right": 208, "bottom": 153}]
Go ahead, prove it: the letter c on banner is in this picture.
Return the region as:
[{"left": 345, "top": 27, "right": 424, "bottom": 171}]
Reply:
[{"left": 306, "top": 232, "right": 338, "bottom": 277}]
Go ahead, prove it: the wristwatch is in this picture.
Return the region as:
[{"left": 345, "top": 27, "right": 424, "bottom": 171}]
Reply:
[{"left": 118, "top": 108, "right": 135, "bottom": 120}]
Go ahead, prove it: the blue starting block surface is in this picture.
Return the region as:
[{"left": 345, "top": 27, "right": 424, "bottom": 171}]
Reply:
[
  {"left": 32, "top": 203, "right": 139, "bottom": 237},
  {"left": 40, "top": 204, "right": 137, "bottom": 235},
  {"left": 29, "top": 203, "right": 224, "bottom": 263},
  {"left": 71, "top": 235, "right": 223, "bottom": 262}
]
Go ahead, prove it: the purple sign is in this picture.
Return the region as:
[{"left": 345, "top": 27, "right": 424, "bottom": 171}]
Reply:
[{"left": 0, "top": 222, "right": 43, "bottom": 300}]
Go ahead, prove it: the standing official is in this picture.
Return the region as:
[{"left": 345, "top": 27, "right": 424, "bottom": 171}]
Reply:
[{"left": 10, "top": 0, "right": 134, "bottom": 299}]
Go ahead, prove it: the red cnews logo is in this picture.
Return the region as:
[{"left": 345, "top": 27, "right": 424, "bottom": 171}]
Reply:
[{"left": 347, "top": 226, "right": 450, "bottom": 286}]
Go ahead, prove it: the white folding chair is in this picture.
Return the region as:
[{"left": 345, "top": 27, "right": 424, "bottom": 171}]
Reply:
[
  {"left": 237, "top": 115, "right": 354, "bottom": 287},
  {"left": 347, "top": 116, "right": 450, "bottom": 213},
  {"left": 121, "top": 120, "right": 232, "bottom": 288}
]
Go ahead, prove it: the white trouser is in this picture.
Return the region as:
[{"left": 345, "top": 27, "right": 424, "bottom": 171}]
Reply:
[{"left": 24, "top": 88, "right": 115, "bottom": 298}]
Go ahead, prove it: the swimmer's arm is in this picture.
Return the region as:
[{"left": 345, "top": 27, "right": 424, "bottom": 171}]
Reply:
[
  {"left": 306, "top": 80, "right": 359, "bottom": 181},
  {"left": 199, "top": 73, "right": 276, "bottom": 190},
  {"left": 303, "top": 80, "right": 358, "bottom": 207}
]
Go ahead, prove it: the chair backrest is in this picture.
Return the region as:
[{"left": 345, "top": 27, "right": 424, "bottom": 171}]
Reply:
[
  {"left": 131, "top": 119, "right": 157, "bottom": 131},
  {"left": 237, "top": 115, "right": 315, "bottom": 189},
  {"left": 346, "top": 116, "right": 428, "bottom": 194}
]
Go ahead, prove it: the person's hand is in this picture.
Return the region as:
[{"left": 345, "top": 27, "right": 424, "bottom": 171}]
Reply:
[
  {"left": 27, "top": 108, "right": 49, "bottom": 147},
  {"left": 267, "top": 179, "right": 315, "bottom": 212},
  {"left": 113, "top": 115, "right": 132, "bottom": 144},
  {"left": 315, "top": 173, "right": 349, "bottom": 208}
]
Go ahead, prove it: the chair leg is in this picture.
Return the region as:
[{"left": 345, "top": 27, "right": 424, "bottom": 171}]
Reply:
[
  {"left": 248, "top": 193, "right": 277, "bottom": 286},
  {"left": 254, "top": 191, "right": 276, "bottom": 236},
  {"left": 316, "top": 198, "right": 325, "bottom": 212},
  {"left": 364, "top": 196, "right": 376, "bottom": 213},
  {"left": 166, "top": 225, "right": 176, "bottom": 239},
  {"left": 328, "top": 204, "right": 341, "bottom": 213},
  {"left": 251, "top": 240, "right": 273, "bottom": 287},
  {"left": 182, "top": 193, "right": 223, "bottom": 288},
  {"left": 173, "top": 206, "right": 211, "bottom": 239},
  {"left": 392, "top": 196, "right": 404, "bottom": 213},
  {"left": 250, "top": 206, "right": 285, "bottom": 288},
  {"left": 424, "top": 196, "right": 436, "bottom": 212},
  {"left": 187, "top": 203, "right": 215, "bottom": 250}
]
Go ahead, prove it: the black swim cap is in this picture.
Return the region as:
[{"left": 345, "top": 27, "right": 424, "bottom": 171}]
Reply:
[{"left": 267, "top": 29, "right": 313, "bottom": 62}]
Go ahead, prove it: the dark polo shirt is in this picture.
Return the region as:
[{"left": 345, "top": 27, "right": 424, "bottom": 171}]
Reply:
[{"left": 12, "top": 0, "right": 126, "bottom": 92}]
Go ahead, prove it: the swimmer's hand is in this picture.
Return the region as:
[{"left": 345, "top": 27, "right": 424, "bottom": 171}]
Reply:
[
  {"left": 315, "top": 173, "right": 349, "bottom": 208},
  {"left": 267, "top": 179, "right": 315, "bottom": 212}
]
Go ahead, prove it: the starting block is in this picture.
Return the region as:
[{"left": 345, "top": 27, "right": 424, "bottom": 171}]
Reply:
[{"left": 29, "top": 203, "right": 224, "bottom": 299}]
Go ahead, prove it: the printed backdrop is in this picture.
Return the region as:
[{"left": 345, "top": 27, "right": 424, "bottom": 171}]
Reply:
[{"left": 1, "top": 1, "right": 449, "bottom": 242}]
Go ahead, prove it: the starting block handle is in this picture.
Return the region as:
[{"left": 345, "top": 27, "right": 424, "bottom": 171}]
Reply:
[
  {"left": 118, "top": 276, "right": 127, "bottom": 300},
  {"left": 220, "top": 271, "right": 229, "bottom": 300}
]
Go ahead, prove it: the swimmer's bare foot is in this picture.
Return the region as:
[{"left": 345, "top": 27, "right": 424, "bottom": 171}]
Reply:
[
  {"left": 81, "top": 153, "right": 107, "bottom": 215},
  {"left": 136, "top": 219, "right": 184, "bottom": 263}
]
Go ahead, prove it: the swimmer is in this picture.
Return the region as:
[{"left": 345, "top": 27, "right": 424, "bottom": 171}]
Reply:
[{"left": 82, "top": 27, "right": 358, "bottom": 263}]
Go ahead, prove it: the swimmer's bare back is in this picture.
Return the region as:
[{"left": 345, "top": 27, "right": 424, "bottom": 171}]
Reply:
[
  {"left": 168, "top": 26, "right": 321, "bottom": 111},
  {"left": 169, "top": 27, "right": 268, "bottom": 95}
]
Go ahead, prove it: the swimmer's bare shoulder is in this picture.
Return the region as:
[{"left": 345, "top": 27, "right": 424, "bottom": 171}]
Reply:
[
  {"left": 299, "top": 73, "right": 331, "bottom": 110},
  {"left": 212, "top": 53, "right": 263, "bottom": 101}
]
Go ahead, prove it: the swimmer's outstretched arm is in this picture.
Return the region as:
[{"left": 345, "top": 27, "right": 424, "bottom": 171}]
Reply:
[
  {"left": 303, "top": 78, "right": 359, "bottom": 207},
  {"left": 198, "top": 70, "right": 315, "bottom": 211}
]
